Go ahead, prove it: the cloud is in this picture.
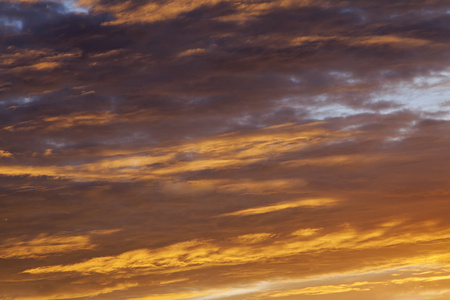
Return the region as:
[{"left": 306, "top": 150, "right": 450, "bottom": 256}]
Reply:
[
  {"left": 23, "top": 221, "right": 450, "bottom": 276},
  {"left": 125, "top": 291, "right": 210, "bottom": 300},
  {"left": 0, "top": 122, "right": 351, "bottom": 182},
  {"left": 2, "top": 0, "right": 450, "bottom": 299},
  {"left": 261, "top": 281, "right": 375, "bottom": 297},
  {"left": 235, "top": 233, "right": 276, "bottom": 243},
  {"left": 0, "top": 230, "right": 118, "bottom": 259},
  {"left": 291, "top": 228, "right": 322, "bottom": 237},
  {"left": 0, "top": 233, "right": 93, "bottom": 259},
  {"left": 12, "top": 282, "right": 138, "bottom": 300},
  {"left": 252, "top": 269, "right": 450, "bottom": 299},
  {"left": 0, "top": 150, "right": 12, "bottom": 157},
  {"left": 219, "top": 198, "right": 338, "bottom": 217}
]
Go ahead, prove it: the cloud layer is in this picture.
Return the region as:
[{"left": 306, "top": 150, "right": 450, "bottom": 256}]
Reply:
[{"left": 2, "top": 0, "right": 450, "bottom": 299}]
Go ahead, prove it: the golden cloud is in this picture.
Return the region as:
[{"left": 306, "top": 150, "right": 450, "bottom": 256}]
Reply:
[
  {"left": 219, "top": 198, "right": 337, "bottom": 217},
  {"left": 13, "top": 283, "right": 138, "bottom": 300},
  {"left": 262, "top": 281, "right": 374, "bottom": 298},
  {"left": 0, "top": 230, "right": 119, "bottom": 259},
  {"left": 0, "top": 234, "right": 93, "bottom": 259},
  {"left": 0, "top": 122, "right": 353, "bottom": 182},
  {"left": 23, "top": 221, "right": 450, "bottom": 276}
]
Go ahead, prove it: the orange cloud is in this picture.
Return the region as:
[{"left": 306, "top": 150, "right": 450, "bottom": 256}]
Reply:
[
  {"left": 291, "top": 228, "right": 322, "bottom": 237},
  {"left": 0, "top": 150, "right": 12, "bottom": 158},
  {"left": 23, "top": 221, "right": 450, "bottom": 276},
  {"left": 261, "top": 281, "right": 375, "bottom": 298},
  {"left": 219, "top": 198, "right": 337, "bottom": 217},
  {"left": 125, "top": 291, "right": 209, "bottom": 300},
  {"left": 0, "top": 122, "right": 353, "bottom": 182},
  {"left": 235, "top": 233, "right": 277, "bottom": 244},
  {"left": 0, "top": 233, "right": 92, "bottom": 259},
  {"left": 13, "top": 282, "right": 138, "bottom": 300},
  {"left": 0, "top": 230, "right": 119, "bottom": 259},
  {"left": 78, "top": 0, "right": 324, "bottom": 25},
  {"left": 217, "top": 178, "right": 307, "bottom": 195}
]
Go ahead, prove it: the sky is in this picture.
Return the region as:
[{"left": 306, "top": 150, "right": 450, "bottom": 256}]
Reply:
[{"left": 1, "top": 0, "right": 450, "bottom": 299}]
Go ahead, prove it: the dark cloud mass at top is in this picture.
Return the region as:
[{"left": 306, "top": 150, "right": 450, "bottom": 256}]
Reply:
[{"left": 1, "top": 1, "right": 450, "bottom": 299}]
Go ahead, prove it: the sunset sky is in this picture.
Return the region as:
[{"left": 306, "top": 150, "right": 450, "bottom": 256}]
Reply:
[{"left": 2, "top": 0, "right": 450, "bottom": 299}]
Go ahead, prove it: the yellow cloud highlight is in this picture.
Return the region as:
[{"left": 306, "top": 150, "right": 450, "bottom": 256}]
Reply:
[
  {"left": 13, "top": 283, "right": 138, "bottom": 300},
  {"left": 23, "top": 240, "right": 220, "bottom": 275},
  {"left": 23, "top": 221, "right": 450, "bottom": 276},
  {"left": 159, "top": 278, "right": 189, "bottom": 285},
  {"left": 0, "top": 122, "right": 353, "bottom": 182},
  {"left": 253, "top": 268, "right": 450, "bottom": 299},
  {"left": 126, "top": 291, "right": 209, "bottom": 300},
  {"left": 264, "top": 281, "right": 374, "bottom": 298},
  {"left": 2, "top": 49, "right": 80, "bottom": 75},
  {"left": 236, "top": 233, "right": 276, "bottom": 244},
  {"left": 43, "top": 112, "right": 115, "bottom": 128},
  {"left": 127, "top": 284, "right": 266, "bottom": 300},
  {"left": 0, "top": 150, "right": 12, "bottom": 158},
  {"left": 391, "top": 274, "right": 450, "bottom": 285},
  {"left": 218, "top": 179, "right": 307, "bottom": 195},
  {"left": 177, "top": 48, "right": 208, "bottom": 57},
  {"left": 31, "top": 61, "right": 60, "bottom": 70},
  {"left": 4, "top": 111, "right": 116, "bottom": 132},
  {"left": 0, "top": 233, "right": 93, "bottom": 259},
  {"left": 126, "top": 283, "right": 273, "bottom": 300},
  {"left": 0, "top": 230, "right": 118, "bottom": 259},
  {"left": 280, "top": 153, "right": 388, "bottom": 168},
  {"left": 78, "top": 0, "right": 321, "bottom": 25},
  {"left": 101, "top": 0, "right": 223, "bottom": 24},
  {"left": 220, "top": 198, "right": 337, "bottom": 217},
  {"left": 290, "top": 35, "right": 430, "bottom": 49},
  {"left": 291, "top": 228, "right": 322, "bottom": 237},
  {"left": 354, "top": 35, "right": 430, "bottom": 48}
]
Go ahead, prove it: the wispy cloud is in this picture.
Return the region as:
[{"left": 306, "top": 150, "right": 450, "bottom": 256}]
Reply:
[
  {"left": 219, "top": 198, "right": 338, "bottom": 217},
  {"left": 0, "top": 230, "right": 119, "bottom": 259}
]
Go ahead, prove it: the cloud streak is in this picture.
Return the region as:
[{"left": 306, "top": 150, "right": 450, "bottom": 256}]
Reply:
[{"left": 219, "top": 198, "right": 337, "bottom": 217}]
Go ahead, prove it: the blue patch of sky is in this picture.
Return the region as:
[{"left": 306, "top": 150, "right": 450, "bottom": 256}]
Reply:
[
  {"left": 61, "top": 0, "right": 89, "bottom": 14},
  {"left": 0, "top": 17, "right": 23, "bottom": 32}
]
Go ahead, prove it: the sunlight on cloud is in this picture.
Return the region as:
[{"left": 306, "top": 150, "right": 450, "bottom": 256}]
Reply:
[
  {"left": 23, "top": 221, "right": 450, "bottom": 277},
  {"left": 217, "top": 179, "right": 307, "bottom": 195},
  {"left": 260, "top": 281, "right": 374, "bottom": 298},
  {"left": 235, "top": 233, "right": 277, "bottom": 244},
  {"left": 0, "top": 150, "right": 12, "bottom": 157},
  {"left": 219, "top": 198, "right": 337, "bottom": 217},
  {"left": 28, "top": 252, "right": 450, "bottom": 300},
  {"left": 391, "top": 274, "right": 450, "bottom": 285},
  {"left": 4, "top": 111, "right": 116, "bottom": 132},
  {"left": 13, "top": 283, "right": 138, "bottom": 300},
  {"left": 0, "top": 234, "right": 93, "bottom": 259},
  {"left": 0, "top": 123, "right": 351, "bottom": 182},
  {"left": 249, "top": 260, "right": 450, "bottom": 299},
  {"left": 126, "top": 292, "right": 208, "bottom": 300},
  {"left": 0, "top": 229, "right": 119, "bottom": 259},
  {"left": 291, "top": 228, "right": 322, "bottom": 237},
  {"left": 80, "top": 0, "right": 323, "bottom": 25},
  {"left": 126, "top": 284, "right": 268, "bottom": 300}
]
